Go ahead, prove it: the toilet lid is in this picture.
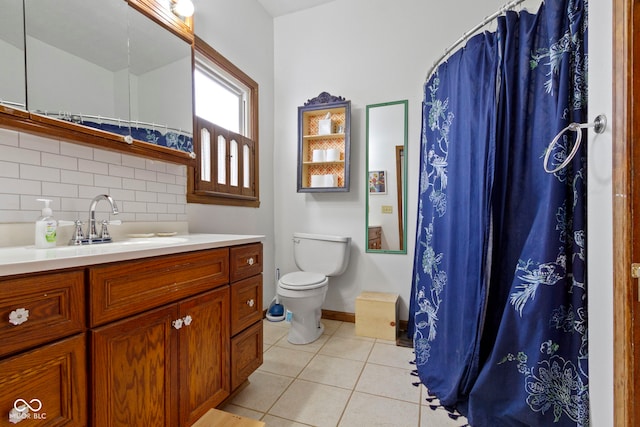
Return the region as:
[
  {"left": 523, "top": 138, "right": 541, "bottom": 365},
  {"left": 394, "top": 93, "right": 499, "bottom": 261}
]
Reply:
[{"left": 280, "top": 271, "right": 327, "bottom": 290}]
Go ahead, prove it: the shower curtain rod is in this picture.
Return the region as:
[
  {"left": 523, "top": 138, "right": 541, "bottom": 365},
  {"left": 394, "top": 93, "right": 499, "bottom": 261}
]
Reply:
[{"left": 424, "top": 0, "right": 526, "bottom": 82}]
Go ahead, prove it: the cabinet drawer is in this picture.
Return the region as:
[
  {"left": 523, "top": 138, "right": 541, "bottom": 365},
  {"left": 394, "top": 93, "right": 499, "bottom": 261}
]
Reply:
[
  {"left": 0, "top": 270, "right": 85, "bottom": 357},
  {"left": 231, "top": 321, "right": 263, "bottom": 390},
  {"left": 368, "top": 226, "right": 381, "bottom": 239},
  {"left": 230, "top": 243, "right": 263, "bottom": 282},
  {"left": 230, "top": 275, "right": 263, "bottom": 336},
  {"left": 89, "top": 248, "right": 229, "bottom": 326},
  {"left": 0, "top": 333, "right": 87, "bottom": 426}
]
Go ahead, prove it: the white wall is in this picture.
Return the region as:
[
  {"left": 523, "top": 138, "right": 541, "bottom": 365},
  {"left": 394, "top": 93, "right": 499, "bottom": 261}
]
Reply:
[
  {"left": 273, "top": 0, "right": 541, "bottom": 319},
  {"left": 274, "top": 0, "right": 613, "bottom": 423},
  {"left": 587, "top": 0, "right": 614, "bottom": 424},
  {"left": 186, "top": 0, "right": 277, "bottom": 297}
]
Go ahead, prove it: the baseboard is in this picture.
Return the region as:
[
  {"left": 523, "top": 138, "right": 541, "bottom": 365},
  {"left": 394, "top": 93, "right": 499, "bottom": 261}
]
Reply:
[{"left": 321, "top": 309, "right": 355, "bottom": 323}]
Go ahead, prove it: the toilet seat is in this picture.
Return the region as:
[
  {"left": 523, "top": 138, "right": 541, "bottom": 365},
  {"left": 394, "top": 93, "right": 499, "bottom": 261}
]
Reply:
[{"left": 279, "top": 271, "right": 327, "bottom": 290}]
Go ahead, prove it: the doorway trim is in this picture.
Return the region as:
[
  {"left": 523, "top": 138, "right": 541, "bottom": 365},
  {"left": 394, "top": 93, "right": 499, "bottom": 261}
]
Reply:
[{"left": 613, "top": 0, "right": 637, "bottom": 425}]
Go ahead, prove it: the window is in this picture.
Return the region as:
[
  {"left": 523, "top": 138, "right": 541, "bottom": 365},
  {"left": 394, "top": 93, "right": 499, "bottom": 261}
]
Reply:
[{"left": 188, "top": 36, "right": 259, "bottom": 207}]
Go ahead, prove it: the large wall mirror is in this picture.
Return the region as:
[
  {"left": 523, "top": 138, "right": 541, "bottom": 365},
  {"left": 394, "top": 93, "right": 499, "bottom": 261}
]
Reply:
[
  {"left": 0, "top": 0, "right": 26, "bottom": 111},
  {"left": 1, "top": 0, "right": 194, "bottom": 161},
  {"left": 366, "top": 100, "right": 408, "bottom": 254}
]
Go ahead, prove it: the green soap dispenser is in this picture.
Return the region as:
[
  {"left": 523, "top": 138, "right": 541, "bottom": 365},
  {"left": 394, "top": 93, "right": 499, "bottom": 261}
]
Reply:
[{"left": 35, "top": 198, "right": 57, "bottom": 248}]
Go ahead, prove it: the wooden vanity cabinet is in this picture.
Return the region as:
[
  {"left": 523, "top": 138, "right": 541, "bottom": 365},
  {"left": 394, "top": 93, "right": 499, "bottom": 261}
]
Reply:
[
  {"left": 90, "top": 243, "right": 263, "bottom": 426},
  {"left": 0, "top": 270, "right": 87, "bottom": 426},
  {"left": 90, "top": 248, "right": 232, "bottom": 426},
  {"left": 0, "top": 241, "right": 263, "bottom": 427},
  {"left": 92, "top": 286, "right": 230, "bottom": 427},
  {"left": 229, "top": 244, "right": 263, "bottom": 391}
]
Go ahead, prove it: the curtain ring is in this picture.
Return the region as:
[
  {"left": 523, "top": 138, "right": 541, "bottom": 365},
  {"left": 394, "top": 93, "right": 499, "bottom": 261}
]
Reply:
[
  {"left": 543, "top": 114, "right": 607, "bottom": 174},
  {"left": 543, "top": 123, "right": 583, "bottom": 174}
]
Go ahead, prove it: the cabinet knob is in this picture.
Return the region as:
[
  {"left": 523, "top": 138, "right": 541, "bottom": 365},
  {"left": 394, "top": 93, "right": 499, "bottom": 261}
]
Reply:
[
  {"left": 8, "top": 404, "right": 28, "bottom": 424},
  {"left": 172, "top": 318, "right": 184, "bottom": 330},
  {"left": 8, "top": 308, "right": 29, "bottom": 326},
  {"left": 247, "top": 257, "right": 255, "bottom": 266},
  {"left": 246, "top": 299, "right": 255, "bottom": 307},
  {"left": 183, "top": 315, "right": 193, "bottom": 326}
]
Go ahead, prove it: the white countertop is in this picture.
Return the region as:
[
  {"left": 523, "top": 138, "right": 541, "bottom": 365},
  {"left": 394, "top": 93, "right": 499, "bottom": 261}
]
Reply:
[{"left": 0, "top": 234, "right": 265, "bottom": 277}]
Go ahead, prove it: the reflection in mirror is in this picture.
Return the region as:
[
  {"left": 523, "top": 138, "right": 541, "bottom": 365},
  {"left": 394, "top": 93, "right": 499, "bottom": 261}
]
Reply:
[
  {"left": 128, "top": 6, "right": 193, "bottom": 153},
  {"left": 25, "top": 0, "right": 130, "bottom": 124},
  {"left": 366, "top": 100, "right": 408, "bottom": 254},
  {"left": 0, "top": 0, "right": 26, "bottom": 110},
  {"left": 22, "top": 0, "right": 193, "bottom": 155}
]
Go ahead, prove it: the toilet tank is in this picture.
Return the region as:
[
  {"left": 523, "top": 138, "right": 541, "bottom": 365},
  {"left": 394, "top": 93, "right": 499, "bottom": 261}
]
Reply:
[{"left": 293, "top": 232, "right": 351, "bottom": 276}]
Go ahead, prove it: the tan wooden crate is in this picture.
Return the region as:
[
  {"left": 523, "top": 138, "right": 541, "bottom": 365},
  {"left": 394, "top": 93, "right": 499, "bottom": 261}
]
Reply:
[
  {"left": 355, "top": 291, "right": 399, "bottom": 341},
  {"left": 192, "top": 409, "right": 265, "bottom": 427}
]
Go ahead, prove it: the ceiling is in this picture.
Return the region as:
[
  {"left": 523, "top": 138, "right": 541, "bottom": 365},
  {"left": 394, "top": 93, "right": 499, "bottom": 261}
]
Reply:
[{"left": 256, "top": 0, "right": 336, "bottom": 17}]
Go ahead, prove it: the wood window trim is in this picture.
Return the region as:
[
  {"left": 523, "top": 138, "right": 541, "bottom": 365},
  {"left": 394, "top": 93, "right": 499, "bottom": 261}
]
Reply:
[{"left": 187, "top": 36, "right": 260, "bottom": 207}]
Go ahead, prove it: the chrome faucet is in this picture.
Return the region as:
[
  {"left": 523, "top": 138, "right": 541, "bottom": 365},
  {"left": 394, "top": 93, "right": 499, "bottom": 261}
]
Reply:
[{"left": 88, "top": 194, "right": 119, "bottom": 241}]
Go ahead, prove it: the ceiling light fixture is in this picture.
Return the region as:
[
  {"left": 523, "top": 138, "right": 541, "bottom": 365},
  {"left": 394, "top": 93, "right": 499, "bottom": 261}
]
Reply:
[{"left": 172, "top": 0, "right": 195, "bottom": 18}]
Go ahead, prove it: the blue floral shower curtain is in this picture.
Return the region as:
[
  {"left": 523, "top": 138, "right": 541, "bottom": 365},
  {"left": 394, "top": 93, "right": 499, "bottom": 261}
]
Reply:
[{"left": 409, "top": 1, "right": 588, "bottom": 426}]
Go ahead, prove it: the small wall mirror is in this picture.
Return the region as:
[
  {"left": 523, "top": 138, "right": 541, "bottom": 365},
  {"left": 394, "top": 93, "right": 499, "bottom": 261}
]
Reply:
[{"left": 366, "top": 100, "right": 408, "bottom": 254}]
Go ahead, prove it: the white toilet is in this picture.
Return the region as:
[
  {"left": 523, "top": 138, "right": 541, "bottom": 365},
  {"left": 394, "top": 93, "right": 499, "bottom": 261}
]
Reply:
[{"left": 277, "top": 232, "right": 351, "bottom": 344}]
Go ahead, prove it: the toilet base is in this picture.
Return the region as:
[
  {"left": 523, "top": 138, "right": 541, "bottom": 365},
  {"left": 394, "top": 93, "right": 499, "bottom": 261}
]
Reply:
[{"left": 287, "top": 307, "right": 324, "bottom": 344}]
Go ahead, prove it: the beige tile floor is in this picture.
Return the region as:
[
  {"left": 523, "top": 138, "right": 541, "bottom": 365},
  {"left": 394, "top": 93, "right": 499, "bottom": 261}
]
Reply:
[{"left": 220, "top": 319, "right": 470, "bottom": 427}]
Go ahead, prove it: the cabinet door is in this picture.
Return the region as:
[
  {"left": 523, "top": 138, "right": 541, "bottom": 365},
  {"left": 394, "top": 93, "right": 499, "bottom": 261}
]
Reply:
[
  {"left": 230, "top": 321, "right": 263, "bottom": 391},
  {"left": 178, "top": 287, "right": 230, "bottom": 426},
  {"left": 92, "top": 305, "right": 179, "bottom": 427},
  {"left": 0, "top": 333, "right": 87, "bottom": 426}
]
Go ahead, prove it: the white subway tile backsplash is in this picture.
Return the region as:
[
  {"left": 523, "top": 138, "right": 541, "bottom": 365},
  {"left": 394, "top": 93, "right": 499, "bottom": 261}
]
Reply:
[
  {"left": 108, "top": 164, "right": 135, "bottom": 179},
  {"left": 60, "top": 141, "right": 94, "bottom": 160},
  {"left": 145, "top": 159, "right": 167, "bottom": 172},
  {"left": 79, "top": 159, "right": 109, "bottom": 175},
  {"left": 42, "top": 153, "right": 78, "bottom": 171},
  {"left": 166, "top": 164, "right": 186, "bottom": 176},
  {"left": 146, "top": 181, "right": 167, "bottom": 193},
  {"left": 122, "top": 178, "right": 146, "bottom": 191},
  {"left": 19, "top": 133, "right": 60, "bottom": 154},
  {"left": 135, "top": 191, "right": 157, "bottom": 203},
  {"left": 122, "top": 155, "right": 147, "bottom": 169},
  {"left": 78, "top": 185, "right": 110, "bottom": 199},
  {"left": 122, "top": 201, "right": 148, "bottom": 213},
  {"left": 100, "top": 150, "right": 122, "bottom": 165},
  {"left": 166, "top": 183, "right": 184, "bottom": 195},
  {"left": 1, "top": 132, "right": 188, "bottom": 226},
  {"left": 61, "top": 170, "right": 93, "bottom": 185},
  {"left": 109, "top": 189, "right": 136, "bottom": 202},
  {"left": 135, "top": 213, "right": 158, "bottom": 222},
  {"left": 42, "top": 182, "right": 79, "bottom": 198},
  {"left": 147, "top": 203, "right": 168, "bottom": 213},
  {"left": 94, "top": 174, "right": 123, "bottom": 189},
  {"left": 0, "top": 194, "right": 20, "bottom": 209},
  {"left": 0, "top": 177, "right": 40, "bottom": 195},
  {"left": 135, "top": 168, "right": 157, "bottom": 182},
  {"left": 157, "top": 193, "right": 177, "bottom": 204},
  {"left": 156, "top": 172, "right": 176, "bottom": 184},
  {"left": 20, "top": 164, "right": 61, "bottom": 183},
  {"left": 167, "top": 204, "right": 185, "bottom": 214},
  {"left": 0, "top": 128, "right": 20, "bottom": 147},
  {"left": 0, "top": 161, "right": 19, "bottom": 178},
  {"left": 0, "top": 145, "right": 41, "bottom": 165}
]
